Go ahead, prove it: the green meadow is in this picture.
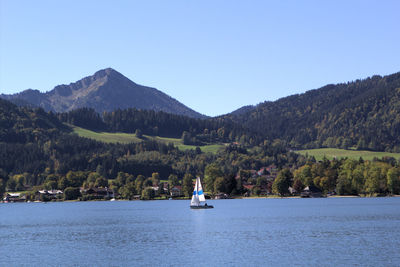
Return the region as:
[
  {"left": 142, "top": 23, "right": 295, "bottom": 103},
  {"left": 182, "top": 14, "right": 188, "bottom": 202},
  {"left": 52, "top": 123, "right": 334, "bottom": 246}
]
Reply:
[
  {"left": 296, "top": 148, "right": 400, "bottom": 161},
  {"left": 72, "top": 126, "right": 224, "bottom": 154},
  {"left": 72, "top": 126, "right": 400, "bottom": 159},
  {"left": 72, "top": 126, "right": 142, "bottom": 144}
]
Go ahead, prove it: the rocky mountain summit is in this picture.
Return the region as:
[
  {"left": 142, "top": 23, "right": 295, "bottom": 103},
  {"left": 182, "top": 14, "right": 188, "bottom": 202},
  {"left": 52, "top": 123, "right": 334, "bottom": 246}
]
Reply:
[{"left": 1, "top": 68, "right": 204, "bottom": 118}]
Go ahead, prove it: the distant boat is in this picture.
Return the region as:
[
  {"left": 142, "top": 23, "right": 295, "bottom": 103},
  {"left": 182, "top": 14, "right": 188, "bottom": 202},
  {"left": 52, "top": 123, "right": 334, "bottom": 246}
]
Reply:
[{"left": 190, "top": 177, "right": 213, "bottom": 209}]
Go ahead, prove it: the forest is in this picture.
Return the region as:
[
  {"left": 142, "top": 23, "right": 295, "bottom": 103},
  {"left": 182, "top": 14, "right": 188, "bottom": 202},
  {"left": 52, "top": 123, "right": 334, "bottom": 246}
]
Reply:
[
  {"left": 1, "top": 76, "right": 400, "bottom": 201},
  {"left": 0, "top": 98, "right": 301, "bottom": 199},
  {"left": 57, "top": 107, "right": 263, "bottom": 146},
  {"left": 224, "top": 72, "right": 400, "bottom": 152}
]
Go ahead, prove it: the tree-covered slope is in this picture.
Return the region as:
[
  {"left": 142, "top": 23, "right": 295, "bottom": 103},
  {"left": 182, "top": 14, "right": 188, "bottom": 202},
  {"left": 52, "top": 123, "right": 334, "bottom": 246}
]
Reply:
[
  {"left": 0, "top": 98, "right": 68, "bottom": 143},
  {"left": 224, "top": 72, "right": 400, "bottom": 152},
  {"left": 58, "top": 107, "right": 263, "bottom": 146},
  {"left": 0, "top": 98, "right": 300, "bottom": 193}
]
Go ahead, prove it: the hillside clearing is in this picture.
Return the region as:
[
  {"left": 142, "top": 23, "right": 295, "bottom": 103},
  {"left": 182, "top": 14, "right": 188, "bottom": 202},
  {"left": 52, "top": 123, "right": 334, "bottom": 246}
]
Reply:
[
  {"left": 296, "top": 148, "right": 400, "bottom": 161},
  {"left": 71, "top": 126, "right": 224, "bottom": 153},
  {"left": 72, "top": 126, "right": 142, "bottom": 144}
]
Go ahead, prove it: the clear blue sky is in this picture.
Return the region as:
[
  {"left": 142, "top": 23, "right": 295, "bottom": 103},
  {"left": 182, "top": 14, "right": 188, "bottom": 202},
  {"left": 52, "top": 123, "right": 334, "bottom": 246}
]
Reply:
[{"left": 1, "top": 0, "right": 399, "bottom": 116}]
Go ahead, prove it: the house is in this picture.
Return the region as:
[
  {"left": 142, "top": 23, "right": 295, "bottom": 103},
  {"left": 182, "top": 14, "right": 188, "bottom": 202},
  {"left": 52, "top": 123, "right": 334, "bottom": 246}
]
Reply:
[
  {"left": 288, "top": 186, "right": 297, "bottom": 195},
  {"left": 300, "top": 185, "right": 323, "bottom": 198},
  {"left": 243, "top": 184, "right": 255, "bottom": 191},
  {"left": 214, "top": 193, "right": 229, "bottom": 199},
  {"left": 160, "top": 182, "right": 169, "bottom": 193},
  {"left": 81, "top": 187, "right": 114, "bottom": 199},
  {"left": 170, "top": 186, "right": 183, "bottom": 197},
  {"left": 242, "top": 184, "right": 255, "bottom": 197},
  {"left": 3, "top": 193, "right": 26, "bottom": 202},
  {"left": 151, "top": 186, "right": 159, "bottom": 192},
  {"left": 36, "top": 190, "right": 63, "bottom": 201}
]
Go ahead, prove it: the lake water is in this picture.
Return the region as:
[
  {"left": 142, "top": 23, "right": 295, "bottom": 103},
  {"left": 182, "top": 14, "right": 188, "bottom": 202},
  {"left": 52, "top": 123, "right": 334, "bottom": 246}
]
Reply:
[{"left": 1, "top": 198, "right": 400, "bottom": 266}]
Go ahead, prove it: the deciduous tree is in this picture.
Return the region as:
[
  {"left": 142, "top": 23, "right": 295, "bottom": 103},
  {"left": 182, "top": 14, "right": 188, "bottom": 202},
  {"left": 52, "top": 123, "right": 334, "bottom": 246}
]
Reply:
[
  {"left": 272, "top": 169, "right": 293, "bottom": 196},
  {"left": 182, "top": 173, "right": 193, "bottom": 197}
]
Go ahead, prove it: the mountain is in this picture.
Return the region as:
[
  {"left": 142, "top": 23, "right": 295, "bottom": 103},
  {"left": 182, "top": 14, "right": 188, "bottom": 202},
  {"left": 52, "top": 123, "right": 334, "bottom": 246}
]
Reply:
[
  {"left": 4, "top": 67, "right": 400, "bottom": 151},
  {"left": 224, "top": 72, "right": 400, "bottom": 152},
  {"left": 1, "top": 68, "right": 204, "bottom": 118}
]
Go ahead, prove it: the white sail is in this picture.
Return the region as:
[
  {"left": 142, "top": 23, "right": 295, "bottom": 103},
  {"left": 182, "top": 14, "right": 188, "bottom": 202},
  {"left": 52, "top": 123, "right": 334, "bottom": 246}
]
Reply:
[
  {"left": 197, "top": 177, "right": 206, "bottom": 203},
  {"left": 190, "top": 177, "right": 199, "bottom": 206},
  {"left": 190, "top": 177, "right": 213, "bottom": 209}
]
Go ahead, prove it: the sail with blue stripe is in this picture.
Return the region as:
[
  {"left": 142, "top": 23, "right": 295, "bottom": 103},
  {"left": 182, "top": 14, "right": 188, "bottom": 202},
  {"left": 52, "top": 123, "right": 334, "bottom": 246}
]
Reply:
[
  {"left": 190, "top": 177, "right": 206, "bottom": 206},
  {"left": 190, "top": 177, "right": 199, "bottom": 206}
]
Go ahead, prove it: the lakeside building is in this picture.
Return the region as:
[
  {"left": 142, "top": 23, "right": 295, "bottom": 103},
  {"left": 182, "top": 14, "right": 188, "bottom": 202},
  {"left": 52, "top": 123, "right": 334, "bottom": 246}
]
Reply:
[
  {"left": 3, "top": 193, "right": 26, "bottom": 202},
  {"left": 35, "top": 190, "right": 63, "bottom": 201},
  {"left": 300, "top": 186, "right": 323, "bottom": 198},
  {"left": 80, "top": 187, "right": 114, "bottom": 200},
  {"left": 170, "top": 186, "right": 183, "bottom": 197}
]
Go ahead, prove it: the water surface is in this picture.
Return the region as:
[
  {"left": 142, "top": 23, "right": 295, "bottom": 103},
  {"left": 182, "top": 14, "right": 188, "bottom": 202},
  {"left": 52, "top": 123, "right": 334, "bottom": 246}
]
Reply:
[{"left": 1, "top": 198, "right": 399, "bottom": 266}]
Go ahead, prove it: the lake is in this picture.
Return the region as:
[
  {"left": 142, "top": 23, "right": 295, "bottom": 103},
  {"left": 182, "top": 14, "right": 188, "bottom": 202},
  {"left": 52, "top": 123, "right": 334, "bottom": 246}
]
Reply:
[{"left": 1, "top": 198, "right": 399, "bottom": 266}]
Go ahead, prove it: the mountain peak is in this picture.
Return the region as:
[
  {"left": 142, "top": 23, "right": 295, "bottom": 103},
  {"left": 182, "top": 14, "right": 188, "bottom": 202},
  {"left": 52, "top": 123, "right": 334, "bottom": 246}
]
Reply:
[
  {"left": 1, "top": 69, "right": 204, "bottom": 118},
  {"left": 93, "top": 67, "right": 120, "bottom": 78}
]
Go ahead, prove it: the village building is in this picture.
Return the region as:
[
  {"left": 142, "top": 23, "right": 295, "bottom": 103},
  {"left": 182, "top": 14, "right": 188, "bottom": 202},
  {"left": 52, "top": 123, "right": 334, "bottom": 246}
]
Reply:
[
  {"left": 151, "top": 186, "right": 159, "bottom": 192},
  {"left": 300, "top": 185, "right": 323, "bottom": 198},
  {"left": 214, "top": 193, "right": 229, "bottom": 199},
  {"left": 3, "top": 193, "right": 26, "bottom": 202},
  {"left": 36, "top": 190, "right": 63, "bottom": 201},
  {"left": 170, "top": 186, "right": 183, "bottom": 197},
  {"left": 80, "top": 187, "right": 114, "bottom": 199},
  {"left": 288, "top": 186, "right": 297, "bottom": 195}
]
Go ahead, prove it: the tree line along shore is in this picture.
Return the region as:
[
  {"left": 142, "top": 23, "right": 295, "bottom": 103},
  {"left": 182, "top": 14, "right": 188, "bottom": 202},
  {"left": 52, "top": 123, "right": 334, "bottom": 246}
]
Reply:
[{"left": 3, "top": 155, "right": 400, "bottom": 203}]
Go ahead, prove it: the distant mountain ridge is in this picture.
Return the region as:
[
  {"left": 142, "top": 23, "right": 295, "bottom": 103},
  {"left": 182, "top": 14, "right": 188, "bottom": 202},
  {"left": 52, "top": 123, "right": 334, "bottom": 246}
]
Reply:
[
  {"left": 228, "top": 105, "right": 255, "bottom": 116},
  {"left": 3, "top": 68, "right": 400, "bottom": 151},
  {"left": 1, "top": 68, "right": 205, "bottom": 118},
  {"left": 223, "top": 72, "right": 400, "bottom": 152}
]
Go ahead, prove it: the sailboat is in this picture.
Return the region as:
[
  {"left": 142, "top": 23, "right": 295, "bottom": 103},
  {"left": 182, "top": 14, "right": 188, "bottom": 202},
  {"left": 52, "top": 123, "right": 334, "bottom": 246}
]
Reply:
[{"left": 190, "top": 177, "right": 214, "bottom": 209}]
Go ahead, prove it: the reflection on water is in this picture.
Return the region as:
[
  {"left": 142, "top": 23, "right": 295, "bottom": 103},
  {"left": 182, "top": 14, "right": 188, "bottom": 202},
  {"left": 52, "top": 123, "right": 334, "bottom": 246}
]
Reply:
[{"left": 1, "top": 198, "right": 400, "bottom": 266}]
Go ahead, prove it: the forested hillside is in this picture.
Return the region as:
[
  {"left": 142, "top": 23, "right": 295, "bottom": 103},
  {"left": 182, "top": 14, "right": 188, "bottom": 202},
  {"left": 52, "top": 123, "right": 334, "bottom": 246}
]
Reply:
[
  {"left": 0, "top": 98, "right": 67, "bottom": 143},
  {"left": 2, "top": 96, "right": 399, "bottom": 199},
  {"left": 224, "top": 72, "right": 400, "bottom": 152},
  {"left": 58, "top": 107, "right": 263, "bottom": 146},
  {"left": 4, "top": 69, "right": 400, "bottom": 152},
  {"left": 0, "top": 99, "right": 300, "bottom": 196}
]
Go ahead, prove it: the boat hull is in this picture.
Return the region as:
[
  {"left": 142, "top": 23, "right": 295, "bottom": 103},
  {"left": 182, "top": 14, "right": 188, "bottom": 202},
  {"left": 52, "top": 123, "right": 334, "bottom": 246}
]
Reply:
[{"left": 190, "top": 205, "right": 214, "bottom": 209}]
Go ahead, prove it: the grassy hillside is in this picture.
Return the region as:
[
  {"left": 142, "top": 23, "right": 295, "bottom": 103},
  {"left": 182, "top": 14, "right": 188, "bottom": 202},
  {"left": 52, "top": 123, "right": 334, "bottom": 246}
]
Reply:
[
  {"left": 296, "top": 148, "right": 400, "bottom": 161},
  {"left": 176, "top": 144, "right": 223, "bottom": 154},
  {"left": 72, "top": 126, "right": 142, "bottom": 143},
  {"left": 72, "top": 126, "right": 224, "bottom": 153}
]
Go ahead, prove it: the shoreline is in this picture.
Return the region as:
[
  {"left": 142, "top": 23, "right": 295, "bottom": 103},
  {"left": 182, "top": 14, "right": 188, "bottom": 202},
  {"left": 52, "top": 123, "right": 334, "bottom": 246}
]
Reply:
[{"left": 2, "top": 194, "right": 399, "bottom": 204}]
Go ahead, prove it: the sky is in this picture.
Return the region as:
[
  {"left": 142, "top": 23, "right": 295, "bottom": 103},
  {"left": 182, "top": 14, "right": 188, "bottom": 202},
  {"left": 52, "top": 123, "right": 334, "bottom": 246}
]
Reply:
[{"left": 1, "top": 0, "right": 399, "bottom": 116}]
